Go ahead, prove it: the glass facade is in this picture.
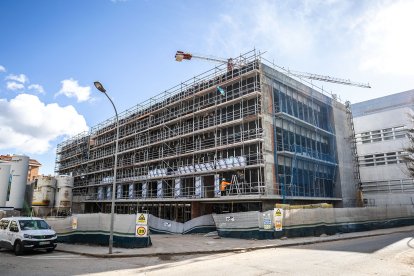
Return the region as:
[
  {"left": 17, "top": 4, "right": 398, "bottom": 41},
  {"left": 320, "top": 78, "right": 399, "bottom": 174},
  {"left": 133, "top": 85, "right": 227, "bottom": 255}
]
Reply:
[{"left": 272, "top": 83, "right": 337, "bottom": 198}]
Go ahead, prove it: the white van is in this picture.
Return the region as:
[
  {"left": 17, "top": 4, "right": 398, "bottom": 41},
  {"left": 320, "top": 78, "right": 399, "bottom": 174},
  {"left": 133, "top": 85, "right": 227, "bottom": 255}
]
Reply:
[{"left": 0, "top": 217, "right": 57, "bottom": 255}]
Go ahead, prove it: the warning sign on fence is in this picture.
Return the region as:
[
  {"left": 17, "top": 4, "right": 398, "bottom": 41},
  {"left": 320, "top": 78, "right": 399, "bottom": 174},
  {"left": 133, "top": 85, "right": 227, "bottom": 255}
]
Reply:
[
  {"left": 135, "top": 212, "right": 149, "bottom": 238},
  {"left": 135, "top": 225, "right": 148, "bottom": 237},
  {"left": 273, "top": 208, "right": 283, "bottom": 231},
  {"left": 71, "top": 217, "right": 78, "bottom": 230},
  {"left": 136, "top": 213, "right": 148, "bottom": 225}
]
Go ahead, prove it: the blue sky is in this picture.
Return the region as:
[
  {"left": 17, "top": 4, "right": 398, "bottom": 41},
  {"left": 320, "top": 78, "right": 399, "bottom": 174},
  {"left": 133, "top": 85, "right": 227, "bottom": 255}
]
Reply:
[{"left": 0, "top": 0, "right": 413, "bottom": 175}]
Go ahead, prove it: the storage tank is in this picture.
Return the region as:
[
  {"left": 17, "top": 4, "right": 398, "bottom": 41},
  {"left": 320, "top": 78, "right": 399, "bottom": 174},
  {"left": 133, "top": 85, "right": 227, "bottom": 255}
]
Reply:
[
  {"left": 0, "top": 163, "right": 11, "bottom": 207},
  {"left": 32, "top": 176, "right": 56, "bottom": 207},
  {"left": 54, "top": 175, "right": 74, "bottom": 210},
  {"left": 6, "top": 155, "right": 29, "bottom": 209}
]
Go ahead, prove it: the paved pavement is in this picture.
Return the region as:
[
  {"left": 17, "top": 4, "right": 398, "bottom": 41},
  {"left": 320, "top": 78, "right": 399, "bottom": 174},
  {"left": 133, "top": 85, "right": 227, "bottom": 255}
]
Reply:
[{"left": 55, "top": 225, "right": 414, "bottom": 258}]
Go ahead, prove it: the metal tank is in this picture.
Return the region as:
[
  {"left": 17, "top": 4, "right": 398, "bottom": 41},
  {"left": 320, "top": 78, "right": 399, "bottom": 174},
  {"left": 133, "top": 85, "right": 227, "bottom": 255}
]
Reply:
[
  {"left": 6, "top": 155, "right": 29, "bottom": 209},
  {"left": 0, "top": 163, "right": 11, "bottom": 207},
  {"left": 54, "top": 175, "right": 74, "bottom": 210},
  {"left": 32, "top": 175, "right": 57, "bottom": 207}
]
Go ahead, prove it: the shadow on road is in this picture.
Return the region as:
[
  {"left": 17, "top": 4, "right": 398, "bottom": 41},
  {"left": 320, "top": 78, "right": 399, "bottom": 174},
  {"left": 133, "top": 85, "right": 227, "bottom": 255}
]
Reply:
[{"left": 289, "top": 232, "right": 414, "bottom": 254}]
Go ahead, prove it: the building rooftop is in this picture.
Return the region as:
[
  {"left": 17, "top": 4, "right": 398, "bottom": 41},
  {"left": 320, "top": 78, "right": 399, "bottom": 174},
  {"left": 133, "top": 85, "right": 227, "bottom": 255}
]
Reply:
[
  {"left": 351, "top": 89, "right": 414, "bottom": 117},
  {"left": 0, "top": 155, "right": 42, "bottom": 167}
]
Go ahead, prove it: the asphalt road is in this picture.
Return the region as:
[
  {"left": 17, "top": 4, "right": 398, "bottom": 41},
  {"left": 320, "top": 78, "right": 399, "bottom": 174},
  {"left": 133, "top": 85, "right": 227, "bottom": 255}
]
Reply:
[{"left": 1, "top": 232, "right": 413, "bottom": 276}]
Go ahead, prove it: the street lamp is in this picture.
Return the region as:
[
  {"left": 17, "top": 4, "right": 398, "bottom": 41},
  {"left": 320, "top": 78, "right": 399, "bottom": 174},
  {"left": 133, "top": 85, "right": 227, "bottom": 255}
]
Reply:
[{"left": 94, "top": 81, "right": 119, "bottom": 254}]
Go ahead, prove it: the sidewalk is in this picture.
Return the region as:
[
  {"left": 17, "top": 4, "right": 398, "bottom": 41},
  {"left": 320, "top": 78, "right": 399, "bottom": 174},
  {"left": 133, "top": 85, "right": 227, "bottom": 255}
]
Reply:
[{"left": 55, "top": 225, "right": 414, "bottom": 258}]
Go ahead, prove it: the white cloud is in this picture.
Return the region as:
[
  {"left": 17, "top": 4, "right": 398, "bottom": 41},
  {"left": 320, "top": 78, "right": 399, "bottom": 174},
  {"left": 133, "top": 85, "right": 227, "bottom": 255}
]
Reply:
[
  {"left": 201, "top": 0, "right": 414, "bottom": 103},
  {"left": 6, "top": 73, "right": 29, "bottom": 83},
  {"left": 28, "top": 84, "right": 45, "bottom": 94},
  {"left": 0, "top": 94, "right": 88, "bottom": 154},
  {"left": 0, "top": 65, "right": 5, "bottom": 73},
  {"left": 56, "top": 78, "right": 91, "bottom": 102},
  {"left": 6, "top": 81, "right": 24, "bottom": 90},
  {"left": 357, "top": 0, "right": 414, "bottom": 76}
]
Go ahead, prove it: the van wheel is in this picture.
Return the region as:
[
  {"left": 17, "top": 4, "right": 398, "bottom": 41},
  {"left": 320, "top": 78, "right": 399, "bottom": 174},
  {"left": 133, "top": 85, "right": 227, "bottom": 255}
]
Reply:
[
  {"left": 14, "top": 241, "right": 23, "bottom": 256},
  {"left": 46, "top": 248, "right": 54, "bottom": 253}
]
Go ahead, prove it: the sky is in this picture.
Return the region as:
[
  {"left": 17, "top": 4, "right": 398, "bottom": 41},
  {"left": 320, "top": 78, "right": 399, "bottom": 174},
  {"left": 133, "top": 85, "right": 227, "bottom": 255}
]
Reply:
[{"left": 0, "top": 0, "right": 413, "bottom": 175}]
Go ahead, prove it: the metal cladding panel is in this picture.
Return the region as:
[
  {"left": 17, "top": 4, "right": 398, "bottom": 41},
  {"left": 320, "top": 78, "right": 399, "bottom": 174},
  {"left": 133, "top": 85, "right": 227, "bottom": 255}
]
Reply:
[
  {"left": 0, "top": 163, "right": 11, "bottom": 206},
  {"left": 6, "top": 155, "right": 29, "bottom": 209},
  {"left": 128, "top": 184, "right": 135, "bottom": 199},
  {"left": 97, "top": 187, "right": 104, "bottom": 200}
]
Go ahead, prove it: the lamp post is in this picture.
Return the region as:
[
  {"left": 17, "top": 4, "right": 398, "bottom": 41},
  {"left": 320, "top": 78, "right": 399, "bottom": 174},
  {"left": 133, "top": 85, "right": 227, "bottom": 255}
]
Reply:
[{"left": 94, "top": 81, "right": 119, "bottom": 254}]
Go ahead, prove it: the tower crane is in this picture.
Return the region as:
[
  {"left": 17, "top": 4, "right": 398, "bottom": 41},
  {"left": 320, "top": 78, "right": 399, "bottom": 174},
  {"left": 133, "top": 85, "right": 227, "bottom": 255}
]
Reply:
[
  {"left": 175, "top": 51, "right": 238, "bottom": 71},
  {"left": 175, "top": 50, "right": 371, "bottom": 89}
]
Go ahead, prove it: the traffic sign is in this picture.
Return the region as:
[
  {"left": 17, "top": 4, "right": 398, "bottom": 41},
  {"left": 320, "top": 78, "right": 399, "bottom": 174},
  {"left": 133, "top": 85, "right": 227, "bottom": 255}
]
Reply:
[{"left": 135, "top": 225, "right": 148, "bottom": 237}]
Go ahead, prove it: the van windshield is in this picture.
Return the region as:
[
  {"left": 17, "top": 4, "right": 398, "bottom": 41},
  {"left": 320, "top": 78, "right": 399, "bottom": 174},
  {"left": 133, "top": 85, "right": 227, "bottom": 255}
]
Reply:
[{"left": 18, "top": 220, "right": 49, "bottom": 230}]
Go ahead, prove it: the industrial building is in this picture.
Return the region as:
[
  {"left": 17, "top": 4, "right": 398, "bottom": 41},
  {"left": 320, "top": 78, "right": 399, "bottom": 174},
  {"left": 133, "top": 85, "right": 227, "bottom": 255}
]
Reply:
[
  {"left": 55, "top": 50, "right": 359, "bottom": 222},
  {"left": 0, "top": 155, "right": 41, "bottom": 182},
  {"left": 352, "top": 90, "right": 414, "bottom": 206},
  {"left": 0, "top": 155, "right": 30, "bottom": 210}
]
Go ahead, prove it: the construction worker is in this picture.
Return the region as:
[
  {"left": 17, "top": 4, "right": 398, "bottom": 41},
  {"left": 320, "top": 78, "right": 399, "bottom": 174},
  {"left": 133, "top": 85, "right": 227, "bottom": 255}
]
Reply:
[{"left": 220, "top": 178, "right": 232, "bottom": 196}]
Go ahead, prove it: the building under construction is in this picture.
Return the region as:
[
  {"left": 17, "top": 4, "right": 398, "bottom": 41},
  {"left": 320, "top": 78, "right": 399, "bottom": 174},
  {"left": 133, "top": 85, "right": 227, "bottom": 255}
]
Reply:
[{"left": 55, "top": 50, "right": 359, "bottom": 222}]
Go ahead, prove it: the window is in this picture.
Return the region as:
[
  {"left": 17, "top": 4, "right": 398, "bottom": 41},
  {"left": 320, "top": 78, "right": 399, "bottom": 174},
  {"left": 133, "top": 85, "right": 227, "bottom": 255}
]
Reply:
[
  {"left": 18, "top": 220, "right": 49, "bottom": 230},
  {"left": 0, "top": 220, "right": 9, "bottom": 230},
  {"left": 9, "top": 221, "right": 18, "bottom": 232},
  {"left": 356, "top": 125, "right": 407, "bottom": 144}
]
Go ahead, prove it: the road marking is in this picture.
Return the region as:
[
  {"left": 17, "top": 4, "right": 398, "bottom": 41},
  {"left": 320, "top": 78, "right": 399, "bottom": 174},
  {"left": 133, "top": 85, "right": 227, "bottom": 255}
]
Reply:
[{"left": 19, "top": 254, "right": 91, "bottom": 260}]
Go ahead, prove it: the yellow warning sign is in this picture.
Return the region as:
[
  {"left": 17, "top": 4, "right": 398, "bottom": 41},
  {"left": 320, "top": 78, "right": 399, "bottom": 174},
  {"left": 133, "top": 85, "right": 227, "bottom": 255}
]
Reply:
[
  {"left": 136, "top": 213, "right": 148, "bottom": 225},
  {"left": 135, "top": 225, "right": 148, "bottom": 237},
  {"left": 274, "top": 208, "right": 283, "bottom": 231},
  {"left": 71, "top": 217, "right": 78, "bottom": 230}
]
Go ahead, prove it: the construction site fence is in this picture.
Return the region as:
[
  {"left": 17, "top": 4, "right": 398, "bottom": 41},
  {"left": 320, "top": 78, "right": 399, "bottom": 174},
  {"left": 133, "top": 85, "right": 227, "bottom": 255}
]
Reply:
[
  {"left": 45, "top": 213, "right": 215, "bottom": 247},
  {"left": 43, "top": 204, "right": 414, "bottom": 247},
  {"left": 46, "top": 213, "right": 151, "bottom": 248},
  {"left": 213, "top": 204, "right": 414, "bottom": 239}
]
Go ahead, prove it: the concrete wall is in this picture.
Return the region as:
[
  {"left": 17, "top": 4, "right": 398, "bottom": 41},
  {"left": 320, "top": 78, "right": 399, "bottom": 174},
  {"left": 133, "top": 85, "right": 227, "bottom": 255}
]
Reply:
[
  {"left": 260, "top": 75, "right": 277, "bottom": 195},
  {"left": 332, "top": 101, "right": 358, "bottom": 207}
]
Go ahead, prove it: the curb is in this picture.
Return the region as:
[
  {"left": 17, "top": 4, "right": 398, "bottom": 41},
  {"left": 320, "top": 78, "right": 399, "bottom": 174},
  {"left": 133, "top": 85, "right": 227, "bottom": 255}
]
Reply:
[{"left": 55, "top": 228, "right": 414, "bottom": 258}]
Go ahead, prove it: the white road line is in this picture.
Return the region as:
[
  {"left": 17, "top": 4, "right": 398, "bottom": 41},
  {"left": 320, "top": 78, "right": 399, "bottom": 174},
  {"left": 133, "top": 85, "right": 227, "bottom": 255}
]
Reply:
[{"left": 19, "top": 255, "right": 91, "bottom": 260}]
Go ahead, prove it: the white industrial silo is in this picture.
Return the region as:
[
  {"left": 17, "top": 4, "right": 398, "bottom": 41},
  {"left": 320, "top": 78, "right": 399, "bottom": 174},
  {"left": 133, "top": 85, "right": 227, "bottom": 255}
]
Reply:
[
  {"left": 54, "top": 175, "right": 74, "bottom": 212},
  {"left": 6, "top": 155, "right": 29, "bottom": 209},
  {"left": 32, "top": 175, "right": 57, "bottom": 207},
  {"left": 0, "top": 163, "right": 11, "bottom": 207}
]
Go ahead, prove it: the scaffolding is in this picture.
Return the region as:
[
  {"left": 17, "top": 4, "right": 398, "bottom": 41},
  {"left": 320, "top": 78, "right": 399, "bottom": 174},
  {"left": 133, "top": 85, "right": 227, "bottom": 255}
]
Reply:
[
  {"left": 56, "top": 50, "right": 266, "bottom": 202},
  {"left": 55, "top": 49, "right": 349, "bottom": 220}
]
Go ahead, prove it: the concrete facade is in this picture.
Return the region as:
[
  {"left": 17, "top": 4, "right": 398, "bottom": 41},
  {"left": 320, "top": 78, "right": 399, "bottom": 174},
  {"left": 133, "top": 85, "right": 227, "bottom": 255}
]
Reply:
[{"left": 352, "top": 89, "right": 414, "bottom": 206}]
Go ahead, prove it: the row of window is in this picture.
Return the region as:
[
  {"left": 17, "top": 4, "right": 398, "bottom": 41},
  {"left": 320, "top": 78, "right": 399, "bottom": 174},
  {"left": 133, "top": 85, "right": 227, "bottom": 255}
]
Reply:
[
  {"left": 356, "top": 126, "right": 407, "bottom": 144},
  {"left": 273, "top": 86, "right": 332, "bottom": 131},
  {"left": 276, "top": 155, "right": 335, "bottom": 198},
  {"left": 360, "top": 151, "right": 406, "bottom": 166}
]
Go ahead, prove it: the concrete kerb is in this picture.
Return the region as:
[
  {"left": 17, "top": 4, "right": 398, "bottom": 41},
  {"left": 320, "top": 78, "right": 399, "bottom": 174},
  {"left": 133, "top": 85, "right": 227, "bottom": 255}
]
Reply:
[{"left": 54, "top": 226, "right": 414, "bottom": 258}]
